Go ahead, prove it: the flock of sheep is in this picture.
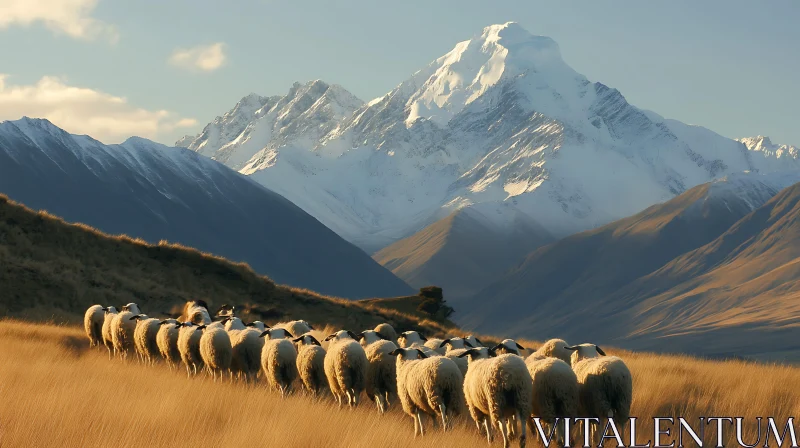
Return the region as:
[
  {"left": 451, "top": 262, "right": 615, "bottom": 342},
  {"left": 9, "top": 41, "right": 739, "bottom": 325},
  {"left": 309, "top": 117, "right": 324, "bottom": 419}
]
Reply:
[{"left": 84, "top": 300, "right": 632, "bottom": 447}]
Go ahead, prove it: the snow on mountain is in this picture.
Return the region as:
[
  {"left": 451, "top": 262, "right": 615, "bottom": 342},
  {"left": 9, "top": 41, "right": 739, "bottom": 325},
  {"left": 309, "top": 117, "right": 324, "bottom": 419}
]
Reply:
[
  {"left": 178, "top": 22, "right": 800, "bottom": 253},
  {"left": 0, "top": 117, "right": 413, "bottom": 299}
]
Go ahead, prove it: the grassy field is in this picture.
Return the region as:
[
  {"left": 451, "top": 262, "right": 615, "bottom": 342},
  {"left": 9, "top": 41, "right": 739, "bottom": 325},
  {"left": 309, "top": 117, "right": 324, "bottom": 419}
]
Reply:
[{"left": 1, "top": 320, "right": 798, "bottom": 447}]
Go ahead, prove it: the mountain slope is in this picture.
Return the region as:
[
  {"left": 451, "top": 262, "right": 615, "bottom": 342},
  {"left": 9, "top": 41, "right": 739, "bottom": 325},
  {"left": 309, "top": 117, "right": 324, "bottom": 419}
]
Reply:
[
  {"left": 178, "top": 23, "right": 800, "bottom": 253},
  {"left": 0, "top": 117, "right": 412, "bottom": 299},
  {"left": 460, "top": 172, "right": 800, "bottom": 361},
  {"left": 374, "top": 203, "right": 554, "bottom": 300}
]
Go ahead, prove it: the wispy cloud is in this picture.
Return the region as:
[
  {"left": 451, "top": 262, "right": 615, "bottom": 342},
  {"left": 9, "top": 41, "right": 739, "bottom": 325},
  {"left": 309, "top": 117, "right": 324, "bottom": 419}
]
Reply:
[
  {"left": 168, "top": 43, "right": 227, "bottom": 72},
  {"left": 0, "top": 0, "right": 118, "bottom": 43},
  {"left": 0, "top": 74, "right": 196, "bottom": 144}
]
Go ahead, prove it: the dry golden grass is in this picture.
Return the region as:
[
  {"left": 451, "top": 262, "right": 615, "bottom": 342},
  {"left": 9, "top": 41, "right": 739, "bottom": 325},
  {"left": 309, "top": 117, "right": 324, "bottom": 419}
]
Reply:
[{"left": 1, "top": 321, "right": 798, "bottom": 447}]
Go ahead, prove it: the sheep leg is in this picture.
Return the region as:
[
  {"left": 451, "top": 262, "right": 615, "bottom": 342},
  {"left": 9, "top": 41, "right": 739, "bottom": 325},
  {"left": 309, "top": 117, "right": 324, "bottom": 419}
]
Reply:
[
  {"left": 498, "top": 418, "right": 510, "bottom": 448},
  {"left": 484, "top": 417, "right": 494, "bottom": 444},
  {"left": 413, "top": 413, "right": 420, "bottom": 437},
  {"left": 507, "top": 416, "right": 516, "bottom": 441},
  {"left": 349, "top": 388, "right": 358, "bottom": 407},
  {"left": 375, "top": 394, "right": 385, "bottom": 413},
  {"left": 517, "top": 411, "right": 527, "bottom": 448},
  {"left": 415, "top": 411, "right": 425, "bottom": 437},
  {"left": 438, "top": 404, "right": 448, "bottom": 431}
]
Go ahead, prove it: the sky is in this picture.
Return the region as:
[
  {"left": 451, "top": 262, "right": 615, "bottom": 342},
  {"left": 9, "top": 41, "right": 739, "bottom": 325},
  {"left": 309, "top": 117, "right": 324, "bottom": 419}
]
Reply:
[{"left": 0, "top": 0, "right": 798, "bottom": 146}]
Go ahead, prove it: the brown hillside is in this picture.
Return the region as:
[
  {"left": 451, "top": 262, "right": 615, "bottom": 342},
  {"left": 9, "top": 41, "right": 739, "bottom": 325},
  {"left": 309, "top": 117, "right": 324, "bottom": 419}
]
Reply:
[{"left": 0, "top": 194, "right": 453, "bottom": 336}]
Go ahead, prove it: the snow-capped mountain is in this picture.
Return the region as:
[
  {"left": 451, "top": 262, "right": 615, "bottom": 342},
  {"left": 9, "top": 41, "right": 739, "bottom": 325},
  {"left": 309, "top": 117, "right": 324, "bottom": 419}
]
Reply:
[
  {"left": 178, "top": 22, "right": 800, "bottom": 253},
  {"left": 0, "top": 117, "right": 412, "bottom": 299}
]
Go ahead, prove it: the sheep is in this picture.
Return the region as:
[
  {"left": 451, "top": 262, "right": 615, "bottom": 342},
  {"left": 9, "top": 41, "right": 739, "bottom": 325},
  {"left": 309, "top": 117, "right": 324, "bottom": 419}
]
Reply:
[
  {"left": 356, "top": 330, "right": 390, "bottom": 347},
  {"left": 460, "top": 350, "right": 533, "bottom": 448},
  {"left": 275, "top": 320, "right": 313, "bottom": 338},
  {"left": 259, "top": 328, "right": 298, "bottom": 396},
  {"left": 199, "top": 322, "right": 233, "bottom": 381},
  {"left": 131, "top": 314, "right": 161, "bottom": 365},
  {"left": 364, "top": 338, "right": 399, "bottom": 413},
  {"left": 156, "top": 319, "right": 181, "bottom": 368},
  {"left": 397, "top": 331, "right": 427, "bottom": 348},
  {"left": 111, "top": 303, "right": 142, "bottom": 359},
  {"left": 444, "top": 349, "right": 471, "bottom": 377},
  {"left": 246, "top": 321, "right": 266, "bottom": 332},
  {"left": 182, "top": 300, "right": 212, "bottom": 325},
  {"left": 293, "top": 334, "right": 327, "bottom": 396},
  {"left": 424, "top": 338, "right": 447, "bottom": 355},
  {"left": 465, "top": 335, "right": 485, "bottom": 348},
  {"left": 525, "top": 356, "right": 579, "bottom": 447},
  {"left": 440, "top": 337, "right": 480, "bottom": 376},
  {"left": 101, "top": 306, "right": 118, "bottom": 359},
  {"left": 565, "top": 343, "right": 632, "bottom": 447},
  {"left": 528, "top": 339, "right": 572, "bottom": 364},
  {"left": 323, "top": 330, "right": 368, "bottom": 407},
  {"left": 374, "top": 323, "right": 398, "bottom": 343},
  {"left": 492, "top": 339, "right": 527, "bottom": 356},
  {"left": 83, "top": 305, "right": 105, "bottom": 348},
  {"left": 225, "top": 317, "right": 263, "bottom": 383},
  {"left": 177, "top": 321, "right": 205, "bottom": 377},
  {"left": 390, "top": 347, "right": 465, "bottom": 436},
  {"left": 439, "top": 337, "right": 472, "bottom": 351}
]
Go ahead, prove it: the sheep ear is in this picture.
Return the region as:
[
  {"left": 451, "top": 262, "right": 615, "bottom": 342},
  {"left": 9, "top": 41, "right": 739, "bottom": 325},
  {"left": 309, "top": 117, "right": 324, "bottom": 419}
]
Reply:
[
  {"left": 307, "top": 323, "right": 315, "bottom": 330},
  {"left": 564, "top": 345, "right": 578, "bottom": 351},
  {"left": 389, "top": 348, "right": 402, "bottom": 356},
  {"left": 439, "top": 339, "right": 450, "bottom": 348},
  {"left": 101, "top": 307, "right": 107, "bottom": 311},
  {"left": 376, "top": 332, "right": 388, "bottom": 340},
  {"left": 475, "top": 337, "right": 484, "bottom": 346},
  {"left": 419, "top": 334, "right": 428, "bottom": 341},
  {"left": 464, "top": 340, "right": 474, "bottom": 348},
  {"left": 595, "top": 346, "right": 606, "bottom": 356},
  {"left": 310, "top": 336, "right": 321, "bottom": 346},
  {"left": 292, "top": 336, "right": 304, "bottom": 343},
  {"left": 490, "top": 344, "right": 503, "bottom": 351},
  {"left": 158, "top": 321, "right": 168, "bottom": 326},
  {"left": 415, "top": 349, "right": 428, "bottom": 359},
  {"left": 198, "top": 325, "right": 206, "bottom": 330},
  {"left": 283, "top": 330, "right": 294, "bottom": 339},
  {"left": 259, "top": 331, "right": 269, "bottom": 338},
  {"left": 324, "top": 334, "right": 336, "bottom": 341},
  {"left": 355, "top": 332, "right": 365, "bottom": 340},
  {"left": 128, "top": 315, "right": 140, "bottom": 321},
  {"left": 488, "top": 348, "right": 498, "bottom": 357},
  {"left": 346, "top": 330, "right": 358, "bottom": 340},
  {"left": 515, "top": 342, "right": 526, "bottom": 350}
]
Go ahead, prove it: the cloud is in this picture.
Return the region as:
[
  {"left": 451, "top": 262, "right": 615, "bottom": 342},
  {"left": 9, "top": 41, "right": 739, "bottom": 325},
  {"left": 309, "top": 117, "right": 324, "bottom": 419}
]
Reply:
[
  {"left": 0, "top": 74, "right": 197, "bottom": 144},
  {"left": 169, "top": 43, "right": 227, "bottom": 72},
  {"left": 0, "top": 0, "right": 118, "bottom": 42}
]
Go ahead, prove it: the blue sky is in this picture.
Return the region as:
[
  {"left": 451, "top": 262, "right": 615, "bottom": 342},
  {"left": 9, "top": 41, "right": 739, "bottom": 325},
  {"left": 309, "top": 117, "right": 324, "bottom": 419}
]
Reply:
[{"left": 0, "top": 0, "right": 797, "bottom": 145}]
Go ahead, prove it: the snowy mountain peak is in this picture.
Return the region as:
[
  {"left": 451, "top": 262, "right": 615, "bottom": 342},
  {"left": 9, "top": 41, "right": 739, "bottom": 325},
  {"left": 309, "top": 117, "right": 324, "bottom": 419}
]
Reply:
[{"left": 738, "top": 136, "right": 799, "bottom": 161}]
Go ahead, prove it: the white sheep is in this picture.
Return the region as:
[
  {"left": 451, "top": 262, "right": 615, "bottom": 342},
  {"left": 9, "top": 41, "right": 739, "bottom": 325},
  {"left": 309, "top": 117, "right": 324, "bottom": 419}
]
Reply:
[
  {"left": 225, "top": 318, "right": 263, "bottom": 383},
  {"left": 275, "top": 320, "right": 313, "bottom": 337},
  {"left": 83, "top": 305, "right": 105, "bottom": 348},
  {"left": 131, "top": 314, "right": 161, "bottom": 365},
  {"left": 260, "top": 328, "right": 298, "bottom": 396},
  {"left": 444, "top": 349, "right": 471, "bottom": 376},
  {"left": 529, "top": 339, "right": 572, "bottom": 364},
  {"left": 246, "top": 321, "right": 266, "bottom": 331},
  {"left": 199, "top": 323, "right": 233, "bottom": 381},
  {"left": 182, "top": 300, "right": 212, "bottom": 325},
  {"left": 460, "top": 350, "right": 533, "bottom": 448},
  {"left": 390, "top": 347, "right": 465, "bottom": 436},
  {"left": 492, "top": 339, "right": 527, "bottom": 356},
  {"left": 323, "top": 330, "right": 368, "bottom": 407},
  {"left": 565, "top": 343, "right": 632, "bottom": 447},
  {"left": 356, "top": 330, "right": 390, "bottom": 347},
  {"left": 364, "top": 338, "right": 398, "bottom": 413},
  {"left": 374, "top": 323, "right": 398, "bottom": 343},
  {"left": 525, "top": 356, "right": 579, "bottom": 447},
  {"left": 424, "top": 338, "right": 447, "bottom": 355},
  {"left": 177, "top": 321, "right": 204, "bottom": 377},
  {"left": 156, "top": 319, "right": 181, "bottom": 368},
  {"left": 111, "top": 303, "right": 142, "bottom": 359},
  {"left": 439, "top": 337, "right": 472, "bottom": 351},
  {"left": 101, "top": 306, "right": 118, "bottom": 359},
  {"left": 293, "top": 334, "right": 327, "bottom": 395},
  {"left": 397, "top": 331, "right": 427, "bottom": 348},
  {"left": 464, "top": 335, "right": 485, "bottom": 348}
]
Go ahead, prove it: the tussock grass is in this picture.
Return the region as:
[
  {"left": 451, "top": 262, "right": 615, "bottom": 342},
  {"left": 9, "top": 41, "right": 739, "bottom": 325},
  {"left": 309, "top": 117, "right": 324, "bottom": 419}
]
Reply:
[{"left": 1, "top": 321, "right": 798, "bottom": 447}]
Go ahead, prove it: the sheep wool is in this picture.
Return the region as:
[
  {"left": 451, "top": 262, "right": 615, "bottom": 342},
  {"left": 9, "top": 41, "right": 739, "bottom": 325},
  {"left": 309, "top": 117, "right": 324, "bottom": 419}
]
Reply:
[
  {"left": 132, "top": 315, "right": 161, "bottom": 365},
  {"left": 374, "top": 323, "right": 398, "bottom": 343},
  {"left": 200, "top": 325, "right": 233, "bottom": 381},
  {"left": 225, "top": 317, "right": 263, "bottom": 382},
  {"left": 101, "top": 306, "right": 118, "bottom": 359},
  {"left": 110, "top": 303, "right": 141, "bottom": 359},
  {"left": 392, "top": 347, "right": 465, "bottom": 437},
  {"left": 83, "top": 305, "right": 105, "bottom": 348},
  {"left": 526, "top": 357, "right": 579, "bottom": 447},
  {"left": 364, "top": 339, "right": 398, "bottom": 413},
  {"left": 261, "top": 338, "right": 298, "bottom": 396},
  {"left": 397, "top": 331, "right": 427, "bottom": 349},
  {"left": 530, "top": 339, "right": 572, "bottom": 364},
  {"left": 275, "top": 320, "right": 313, "bottom": 338},
  {"left": 464, "top": 335, "right": 485, "bottom": 348},
  {"left": 572, "top": 355, "right": 632, "bottom": 447},
  {"left": 156, "top": 319, "right": 181, "bottom": 368},
  {"left": 493, "top": 339, "right": 527, "bottom": 356},
  {"left": 424, "top": 338, "right": 447, "bottom": 355},
  {"left": 182, "top": 300, "right": 212, "bottom": 325},
  {"left": 462, "top": 352, "right": 533, "bottom": 448},
  {"left": 324, "top": 330, "right": 368, "bottom": 407},
  {"left": 295, "top": 335, "right": 327, "bottom": 395},
  {"left": 177, "top": 322, "right": 204, "bottom": 377}
]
